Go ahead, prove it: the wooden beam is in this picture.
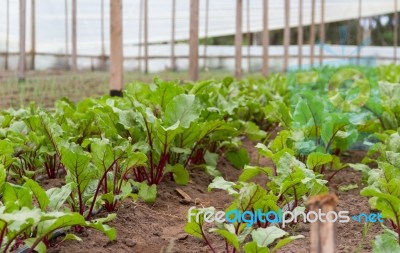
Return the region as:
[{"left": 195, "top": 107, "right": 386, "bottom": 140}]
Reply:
[
  {"left": 202, "top": 0, "right": 209, "bottom": 70},
  {"left": 144, "top": 0, "right": 148, "bottom": 73},
  {"left": 283, "top": 0, "right": 290, "bottom": 72},
  {"left": 394, "top": 0, "right": 398, "bottom": 64},
  {"left": 189, "top": 0, "right": 199, "bottom": 81},
  {"left": 109, "top": 0, "right": 124, "bottom": 95},
  {"left": 30, "top": 0, "right": 36, "bottom": 70},
  {"left": 19, "top": 0, "right": 26, "bottom": 82},
  {"left": 72, "top": 0, "right": 77, "bottom": 71},
  {"left": 308, "top": 194, "right": 338, "bottom": 253},
  {"left": 246, "top": 0, "right": 251, "bottom": 72},
  {"left": 298, "top": 0, "right": 303, "bottom": 69},
  {"left": 319, "top": 0, "right": 325, "bottom": 66},
  {"left": 5, "top": 0, "right": 10, "bottom": 70},
  {"left": 65, "top": 0, "right": 69, "bottom": 69},
  {"left": 138, "top": 0, "right": 143, "bottom": 72},
  {"left": 235, "top": 0, "right": 243, "bottom": 79},
  {"left": 171, "top": 0, "right": 176, "bottom": 71},
  {"left": 310, "top": 0, "right": 316, "bottom": 67},
  {"left": 262, "top": 0, "right": 269, "bottom": 76},
  {"left": 357, "top": 0, "right": 362, "bottom": 65}
]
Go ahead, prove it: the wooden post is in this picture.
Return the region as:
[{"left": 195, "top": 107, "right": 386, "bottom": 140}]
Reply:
[
  {"left": 310, "top": 0, "right": 316, "bottom": 67},
  {"left": 144, "top": 0, "right": 148, "bottom": 73},
  {"left": 283, "top": 0, "right": 290, "bottom": 72},
  {"left": 356, "top": 0, "right": 362, "bottom": 65},
  {"left": 298, "top": 0, "right": 303, "bottom": 69},
  {"left": 138, "top": 0, "right": 143, "bottom": 71},
  {"left": 308, "top": 194, "right": 338, "bottom": 253},
  {"left": 30, "top": 0, "right": 35, "bottom": 70},
  {"left": 202, "top": 0, "right": 209, "bottom": 70},
  {"left": 19, "top": 0, "right": 27, "bottom": 82},
  {"left": 109, "top": 0, "right": 124, "bottom": 96},
  {"left": 235, "top": 0, "right": 243, "bottom": 79},
  {"left": 72, "top": 0, "right": 77, "bottom": 71},
  {"left": 100, "top": 0, "right": 106, "bottom": 70},
  {"left": 189, "top": 0, "right": 199, "bottom": 81},
  {"left": 65, "top": 0, "right": 69, "bottom": 69},
  {"left": 394, "top": 0, "right": 398, "bottom": 64},
  {"left": 319, "top": 0, "right": 325, "bottom": 66},
  {"left": 5, "top": 0, "right": 10, "bottom": 70},
  {"left": 262, "top": 0, "right": 269, "bottom": 76},
  {"left": 246, "top": 0, "right": 251, "bottom": 72},
  {"left": 171, "top": 0, "right": 176, "bottom": 70}
]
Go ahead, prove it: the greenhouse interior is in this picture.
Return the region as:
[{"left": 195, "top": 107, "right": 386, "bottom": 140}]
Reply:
[{"left": 1, "top": 0, "right": 400, "bottom": 252}]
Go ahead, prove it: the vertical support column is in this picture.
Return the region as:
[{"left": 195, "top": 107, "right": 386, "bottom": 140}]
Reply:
[
  {"left": 319, "top": 0, "right": 325, "bottom": 66},
  {"left": 308, "top": 194, "right": 338, "bottom": 253},
  {"left": 262, "top": 0, "right": 269, "bottom": 76},
  {"left": 394, "top": 0, "right": 398, "bottom": 64},
  {"left": 298, "top": 0, "right": 303, "bottom": 69},
  {"left": 356, "top": 0, "right": 362, "bottom": 65},
  {"left": 101, "top": 0, "right": 106, "bottom": 70},
  {"left": 189, "top": 0, "right": 199, "bottom": 81},
  {"left": 138, "top": 0, "right": 143, "bottom": 71},
  {"left": 144, "top": 0, "right": 149, "bottom": 73},
  {"left": 19, "top": 0, "right": 27, "bottom": 82},
  {"left": 110, "top": 0, "right": 124, "bottom": 96},
  {"left": 30, "top": 0, "right": 35, "bottom": 70},
  {"left": 235, "top": 0, "right": 243, "bottom": 79},
  {"left": 246, "top": 0, "right": 251, "bottom": 72},
  {"left": 283, "top": 0, "right": 290, "bottom": 72},
  {"left": 171, "top": 0, "right": 176, "bottom": 71},
  {"left": 310, "top": 0, "right": 316, "bottom": 67},
  {"left": 65, "top": 0, "right": 69, "bottom": 69},
  {"left": 203, "top": 0, "right": 209, "bottom": 70},
  {"left": 72, "top": 0, "right": 77, "bottom": 71},
  {"left": 5, "top": 0, "right": 10, "bottom": 70}
]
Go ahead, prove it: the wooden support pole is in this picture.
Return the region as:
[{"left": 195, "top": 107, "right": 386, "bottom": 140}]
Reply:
[
  {"left": 298, "top": 0, "right": 303, "bottom": 69},
  {"left": 189, "top": 0, "right": 199, "bottom": 81},
  {"left": 109, "top": 0, "right": 124, "bottom": 96},
  {"left": 310, "top": 0, "right": 316, "bottom": 67},
  {"left": 100, "top": 0, "right": 106, "bottom": 70},
  {"left": 394, "top": 0, "right": 398, "bottom": 64},
  {"left": 5, "top": 0, "right": 10, "bottom": 70},
  {"left": 235, "top": 0, "right": 243, "bottom": 79},
  {"left": 65, "top": 0, "right": 69, "bottom": 69},
  {"left": 308, "top": 194, "right": 338, "bottom": 253},
  {"left": 30, "top": 0, "right": 35, "bottom": 70},
  {"left": 283, "top": 0, "right": 290, "bottom": 72},
  {"left": 202, "top": 0, "right": 209, "bottom": 70},
  {"left": 246, "top": 0, "right": 251, "bottom": 72},
  {"left": 138, "top": 0, "right": 143, "bottom": 72},
  {"left": 319, "top": 0, "right": 325, "bottom": 66},
  {"left": 356, "top": 0, "right": 362, "bottom": 65},
  {"left": 72, "top": 0, "right": 77, "bottom": 71},
  {"left": 19, "top": 0, "right": 27, "bottom": 82},
  {"left": 262, "top": 0, "right": 269, "bottom": 76},
  {"left": 171, "top": 0, "right": 176, "bottom": 71},
  {"left": 144, "top": 0, "right": 149, "bottom": 74}
]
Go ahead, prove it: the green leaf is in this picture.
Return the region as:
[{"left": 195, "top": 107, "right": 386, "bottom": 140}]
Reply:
[
  {"left": 251, "top": 226, "right": 288, "bottom": 247},
  {"left": 23, "top": 177, "right": 50, "bottom": 211},
  {"left": 132, "top": 181, "right": 157, "bottom": 203},
  {"left": 208, "top": 177, "right": 238, "bottom": 195},
  {"left": 373, "top": 230, "right": 400, "bottom": 253},
  {"left": 46, "top": 183, "right": 74, "bottom": 211},
  {"left": 226, "top": 148, "right": 250, "bottom": 169},
  {"left": 163, "top": 94, "right": 201, "bottom": 128},
  {"left": 239, "top": 165, "right": 272, "bottom": 182},
  {"left": 210, "top": 228, "right": 240, "bottom": 251},
  {"left": 244, "top": 241, "right": 269, "bottom": 253},
  {"left": 306, "top": 152, "right": 333, "bottom": 170},
  {"left": 165, "top": 164, "right": 189, "bottom": 185},
  {"left": 338, "top": 184, "right": 358, "bottom": 192}
]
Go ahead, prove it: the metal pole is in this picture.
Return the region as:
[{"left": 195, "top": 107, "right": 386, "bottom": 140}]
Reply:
[
  {"left": 72, "top": 0, "right": 77, "bottom": 71},
  {"left": 319, "top": 0, "right": 325, "bottom": 66},
  {"left": 30, "top": 0, "right": 35, "bottom": 70},
  {"left": 101, "top": 0, "right": 106, "bottom": 70},
  {"left": 357, "top": 0, "right": 362, "bottom": 65},
  {"left": 138, "top": 0, "right": 143, "bottom": 71},
  {"left": 246, "top": 0, "right": 251, "bottom": 72},
  {"left": 203, "top": 0, "right": 209, "bottom": 70},
  {"left": 5, "top": 0, "right": 10, "bottom": 70},
  {"left": 65, "top": 0, "right": 69, "bottom": 69},
  {"left": 171, "top": 0, "right": 176, "bottom": 70},
  {"left": 394, "top": 0, "right": 398, "bottom": 64},
  {"left": 310, "top": 0, "right": 316, "bottom": 67},
  {"left": 144, "top": 0, "right": 148, "bottom": 73}
]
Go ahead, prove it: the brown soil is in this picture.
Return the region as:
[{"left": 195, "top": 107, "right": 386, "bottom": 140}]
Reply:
[{"left": 45, "top": 140, "right": 382, "bottom": 253}]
